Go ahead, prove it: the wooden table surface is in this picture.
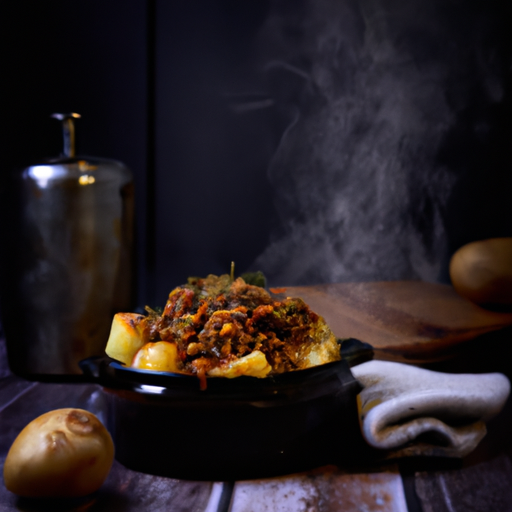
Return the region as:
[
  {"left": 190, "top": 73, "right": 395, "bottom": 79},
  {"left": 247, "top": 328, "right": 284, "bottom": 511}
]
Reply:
[{"left": 2, "top": 323, "right": 512, "bottom": 511}]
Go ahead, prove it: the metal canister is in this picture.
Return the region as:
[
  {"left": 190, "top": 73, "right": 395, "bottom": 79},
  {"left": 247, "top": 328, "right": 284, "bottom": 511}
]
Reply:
[{"left": 0, "top": 113, "right": 134, "bottom": 378}]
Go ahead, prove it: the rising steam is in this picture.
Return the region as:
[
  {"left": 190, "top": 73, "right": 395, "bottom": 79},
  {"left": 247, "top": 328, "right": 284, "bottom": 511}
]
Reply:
[{"left": 249, "top": 0, "right": 505, "bottom": 286}]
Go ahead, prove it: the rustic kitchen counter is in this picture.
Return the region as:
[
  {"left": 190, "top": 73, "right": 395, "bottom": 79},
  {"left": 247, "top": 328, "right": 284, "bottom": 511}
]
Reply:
[{"left": 1, "top": 325, "right": 512, "bottom": 511}]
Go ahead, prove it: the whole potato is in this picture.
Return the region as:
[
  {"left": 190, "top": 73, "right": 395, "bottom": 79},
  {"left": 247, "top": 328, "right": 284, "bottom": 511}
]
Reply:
[
  {"left": 449, "top": 237, "right": 512, "bottom": 309},
  {"left": 3, "top": 408, "right": 114, "bottom": 498}
]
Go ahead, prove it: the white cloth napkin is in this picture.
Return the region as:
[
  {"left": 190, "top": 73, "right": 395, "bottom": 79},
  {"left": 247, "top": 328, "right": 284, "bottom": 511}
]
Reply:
[{"left": 351, "top": 360, "right": 510, "bottom": 457}]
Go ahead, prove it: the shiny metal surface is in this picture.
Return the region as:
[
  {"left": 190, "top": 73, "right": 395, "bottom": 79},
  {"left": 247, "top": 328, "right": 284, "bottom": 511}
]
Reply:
[
  {"left": 0, "top": 115, "right": 134, "bottom": 377},
  {"left": 50, "top": 112, "right": 81, "bottom": 157}
]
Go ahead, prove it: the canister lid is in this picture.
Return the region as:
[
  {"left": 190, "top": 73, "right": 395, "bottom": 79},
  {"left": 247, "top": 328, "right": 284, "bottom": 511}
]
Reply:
[{"left": 20, "top": 113, "right": 132, "bottom": 187}]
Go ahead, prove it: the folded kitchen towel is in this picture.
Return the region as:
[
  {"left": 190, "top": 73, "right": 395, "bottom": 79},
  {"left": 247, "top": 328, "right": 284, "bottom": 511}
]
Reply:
[{"left": 351, "top": 360, "right": 510, "bottom": 457}]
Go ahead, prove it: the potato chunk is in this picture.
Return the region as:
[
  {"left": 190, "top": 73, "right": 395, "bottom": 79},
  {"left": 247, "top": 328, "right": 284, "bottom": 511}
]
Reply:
[
  {"left": 105, "top": 312, "right": 145, "bottom": 364},
  {"left": 207, "top": 350, "right": 271, "bottom": 378}
]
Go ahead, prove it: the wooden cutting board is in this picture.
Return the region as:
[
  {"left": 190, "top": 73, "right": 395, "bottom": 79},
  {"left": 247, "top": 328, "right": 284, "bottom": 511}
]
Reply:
[{"left": 282, "top": 281, "right": 512, "bottom": 363}]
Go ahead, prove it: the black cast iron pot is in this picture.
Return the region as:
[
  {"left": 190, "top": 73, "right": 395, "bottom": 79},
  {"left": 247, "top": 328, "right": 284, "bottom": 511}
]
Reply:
[{"left": 80, "top": 339, "right": 372, "bottom": 481}]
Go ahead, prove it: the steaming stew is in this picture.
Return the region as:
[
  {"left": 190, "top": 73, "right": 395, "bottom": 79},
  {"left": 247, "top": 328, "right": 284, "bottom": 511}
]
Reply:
[{"left": 105, "top": 274, "right": 341, "bottom": 387}]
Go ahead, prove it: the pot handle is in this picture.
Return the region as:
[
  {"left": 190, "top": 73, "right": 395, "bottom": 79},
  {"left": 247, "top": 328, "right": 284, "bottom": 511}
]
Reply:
[
  {"left": 79, "top": 356, "right": 115, "bottom": 384},
  {"left": 339, "top": 338, "right": 373, "bottom": 367}
]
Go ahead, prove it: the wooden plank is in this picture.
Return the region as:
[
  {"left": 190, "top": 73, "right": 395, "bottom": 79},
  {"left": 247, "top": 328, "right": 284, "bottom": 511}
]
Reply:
[
  {"left": 415, "top": 454, "right": 512, "bottom": 512},
  {"left": 230, "top": 466, "right": 408, "bottom": 512},
  {"left": 0, "top": 456, "right": 214, "bottom": 512}
]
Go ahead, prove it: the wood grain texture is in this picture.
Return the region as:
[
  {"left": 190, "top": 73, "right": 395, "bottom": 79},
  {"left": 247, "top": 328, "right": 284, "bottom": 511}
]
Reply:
[
  {"left": 284, "top": 281, "right": 512, "bottom": 362},
  {"left": 230, "top": 466, "right": 408, "bottom": 512},
  {"left": 0, "top": 456, "right": 214, "bottom": 512},
  {"left": 415, "top": 454, "right": 512, "bottom": 512}
]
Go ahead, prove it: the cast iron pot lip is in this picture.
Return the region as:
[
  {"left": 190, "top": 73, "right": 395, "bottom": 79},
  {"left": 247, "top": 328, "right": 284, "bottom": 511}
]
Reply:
[{"left": 80, "top": 355, "right": 363, "bottom": 404}]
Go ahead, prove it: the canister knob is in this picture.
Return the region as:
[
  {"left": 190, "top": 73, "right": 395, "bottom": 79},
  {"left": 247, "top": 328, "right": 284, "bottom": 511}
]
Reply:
[{"left": 50, "top": 112, "right": 81, "bottom": 158}]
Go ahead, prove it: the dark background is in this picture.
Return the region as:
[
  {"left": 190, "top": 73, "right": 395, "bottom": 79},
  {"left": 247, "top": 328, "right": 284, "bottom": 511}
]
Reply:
[{"left": 1, "top": 0, "right": 512, "bottom": 308}]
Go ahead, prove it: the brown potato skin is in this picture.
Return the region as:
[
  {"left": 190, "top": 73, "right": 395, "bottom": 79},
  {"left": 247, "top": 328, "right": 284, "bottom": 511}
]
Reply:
[
  {"left": 3, "top": 408, "right": 114, "bottom": 498},
  {"left": 450, "top": 237, "right": 512, "bottom": 309}
]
